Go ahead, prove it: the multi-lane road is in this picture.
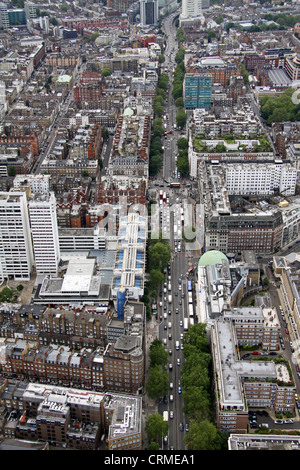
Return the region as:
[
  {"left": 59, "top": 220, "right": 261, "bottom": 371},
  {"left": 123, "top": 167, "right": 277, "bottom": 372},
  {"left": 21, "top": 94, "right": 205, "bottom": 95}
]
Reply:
[{"left": 153, "top": 12, "right": 194, "bottom": 450}]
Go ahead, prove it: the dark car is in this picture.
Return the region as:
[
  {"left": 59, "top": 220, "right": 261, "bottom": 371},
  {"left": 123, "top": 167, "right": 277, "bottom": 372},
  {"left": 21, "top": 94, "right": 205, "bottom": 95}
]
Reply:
[{"left": 179, "top": 423, "right": 184, "bottom": 431}]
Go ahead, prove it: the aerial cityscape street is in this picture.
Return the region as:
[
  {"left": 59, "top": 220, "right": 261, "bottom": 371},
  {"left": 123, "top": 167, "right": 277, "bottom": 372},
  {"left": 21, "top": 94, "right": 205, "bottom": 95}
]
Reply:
[{"left": 0, "top": 0, "right": 300, "bottom": 454}]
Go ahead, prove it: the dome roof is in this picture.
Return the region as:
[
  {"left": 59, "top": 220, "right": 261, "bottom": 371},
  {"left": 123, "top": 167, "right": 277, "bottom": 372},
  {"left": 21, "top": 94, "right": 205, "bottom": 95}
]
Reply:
[{"left": 198, "top": 250, "right": 228, "bottom": 267}]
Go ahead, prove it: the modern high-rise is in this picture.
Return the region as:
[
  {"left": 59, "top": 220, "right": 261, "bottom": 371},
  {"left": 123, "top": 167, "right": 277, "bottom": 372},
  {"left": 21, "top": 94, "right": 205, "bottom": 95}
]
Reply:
[
  {"left": 140, "top": 0, "right": 158, "bottom": 25},
  {"left": 28, "top": 192, "right": 60, "bottom": 275},
  {"left": 24, "top": 1, "right": 37, "bottom": 22},
  {"left": 0, "top": 192, "right": 34, "bottom": 281},
  {"left": 0, "top": 3, "right": 9, "bottom": 29},
  {"left": 184, "top": 73, "right": 212, "bottom": 109},
  {"left": 181, "top": 0, "right": 203, "bottom": 19}
]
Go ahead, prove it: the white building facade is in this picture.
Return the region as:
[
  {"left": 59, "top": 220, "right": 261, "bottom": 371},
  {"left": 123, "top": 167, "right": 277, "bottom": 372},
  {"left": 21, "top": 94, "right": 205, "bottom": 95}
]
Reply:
[
  {"left": 28, "top": 192, "right": 60, "bottom": 275},
  {"left": 0, "top": 192, "right": 34, "bottom": 281}
]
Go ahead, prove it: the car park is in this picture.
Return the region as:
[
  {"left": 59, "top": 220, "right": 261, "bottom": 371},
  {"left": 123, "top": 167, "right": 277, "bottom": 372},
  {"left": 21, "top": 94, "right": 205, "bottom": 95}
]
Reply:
[
  {"left": 284, "top": 419, "right": 294, "bottom": 424},
  {"left": 274, "top": 420, "right": 283, "bottom": 424}
]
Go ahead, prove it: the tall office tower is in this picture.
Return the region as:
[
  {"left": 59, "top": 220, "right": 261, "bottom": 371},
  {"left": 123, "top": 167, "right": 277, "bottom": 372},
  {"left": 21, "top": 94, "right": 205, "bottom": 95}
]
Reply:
[
  {"left": 140, "top": 0, "right": 158, "bottom": 25},
  {"left": 181, "top": 0, "right": 203, "bottom": 19},
  {"left": 28, "top": 192, "right": 60, "bottom": 276},
  {"left": 0, "top": 3, "right": 9, "bottom": 29},
  {"left": 24, "top": 1, "right": 36, "bottom": 22},
  {"left": 0, "top": 192, "right": 34, "bottom": 281},
  {"left": 184, "top": 73, "right": 212, "bottom": 109}
]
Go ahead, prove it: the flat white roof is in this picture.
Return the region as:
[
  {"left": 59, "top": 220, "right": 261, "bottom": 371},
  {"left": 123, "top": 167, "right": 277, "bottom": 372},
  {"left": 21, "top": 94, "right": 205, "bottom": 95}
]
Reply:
[{"left": 61, "top": 257, "right": 95, "bottom": 292}]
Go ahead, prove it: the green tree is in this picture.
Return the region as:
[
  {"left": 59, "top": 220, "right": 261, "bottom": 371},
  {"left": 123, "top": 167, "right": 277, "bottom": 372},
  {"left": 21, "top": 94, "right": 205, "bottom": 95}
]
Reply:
[
  {"left": 145, "top": 365, "right": 169, "bottom": 400},
  {"left": 148, "top": 441, "right": 160, "bottom": 450},
  {"left": 50, "top": 17, "right": 58, "bottom": 26},
  {"left": 172, "top": 83, "right": 183, "bottom": 100},
  {"left": 175, "top": 97, "right": 184, "bottom": 108},
  {"left": 149, "top": 269, "right": 164, "bottom": 291},
  {"left": 102, "top": 127, "right": 109, "bottom": 140},
  {"left": 149, "top": 339, "right": 168, "bottom": 367},
  {"left": 145, "top": 413, "right": 169, "bottom": 444},
  {"left": 175, "top": 48, "right": 185, "bottom": 65},
  {"left": 176, "top": 108, "right": 187, "bottom": 128},
  {"left": 0, "top": 287, "right": 14, "bottom": 302},
  {"left": 182, "top": 385, "right": 211, "bottom": 419},
  {"left": 149, "top": 154, "right": 163, "bottom": 176},
  {"left": 148, "top": 242, "right": 171, "bottom": 271},
  {"left": 177, "top": 137, "right": 188, "bottom": 150},
  {"left": 101, "top": 68, "right": 111, "bottom": 77},
  {"left": 184, "top": 419, "right": 223, "bottom": 450},
  {"left": 8, "top": 166, "right": 16, "bottom": 177},
  {"left": 176, "top": 155, "right": 189, "bottom": 176}
]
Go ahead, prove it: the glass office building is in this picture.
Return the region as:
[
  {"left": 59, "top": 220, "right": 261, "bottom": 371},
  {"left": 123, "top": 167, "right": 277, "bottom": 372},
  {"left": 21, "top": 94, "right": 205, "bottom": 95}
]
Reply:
[{"left": 184, "top": 73, "right": 212, "bottom": 109}]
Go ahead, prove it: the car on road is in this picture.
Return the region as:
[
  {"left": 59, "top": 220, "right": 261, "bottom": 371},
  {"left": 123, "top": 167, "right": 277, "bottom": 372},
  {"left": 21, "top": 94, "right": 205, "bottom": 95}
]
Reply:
[
  {"left": 179, "top": 423, "right": 184, "bottom": 431},
  {"left": 178, "top": 386, "right": 182, "bottom": 394},
  {"left": 170, "top": 411, "right": 174, "bottom": 419},
  {"left": 177, "top": 358, "right": 181, "bottom": 366},
  {"left": 185, "top": 424, "right": 189, "bottom": 432},
  {"left": 285, "top": 328, "right": 289, "bottom": 334},
  {"left": 179, "top": 320, "right": 183, "bottom": 327},
  {"left": 170, "top": 382, "right": 173, "bottom": 389}
]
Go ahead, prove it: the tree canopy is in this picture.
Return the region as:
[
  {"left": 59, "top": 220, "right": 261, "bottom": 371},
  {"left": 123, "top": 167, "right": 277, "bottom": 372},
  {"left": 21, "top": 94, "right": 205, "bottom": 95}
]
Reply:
[{"left": 260, "top": 88, "right": 300, "bottom": 125}]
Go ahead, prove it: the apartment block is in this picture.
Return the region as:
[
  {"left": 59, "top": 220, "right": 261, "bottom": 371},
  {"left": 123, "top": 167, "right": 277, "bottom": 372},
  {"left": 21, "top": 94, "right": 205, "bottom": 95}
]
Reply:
[
  {"left": 28, "top": 192, "right": 60, "bottom": 275},
  {"left": 0, "top": 380, "right": 142, "bottom": 450},
  {"left": 0, "top": 191, "right": 33, "bottom": 281},
  {"left": 211, "top": 319, "right": 296, "bottom": 434}
]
